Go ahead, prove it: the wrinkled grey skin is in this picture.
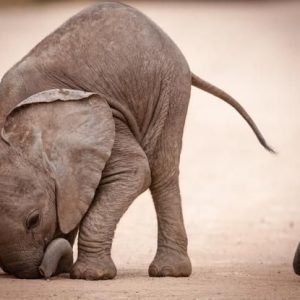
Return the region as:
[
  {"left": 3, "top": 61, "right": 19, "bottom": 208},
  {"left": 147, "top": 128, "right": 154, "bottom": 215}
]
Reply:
[{"left": 0, "top": 2, "right": 273, "bottom": 280}]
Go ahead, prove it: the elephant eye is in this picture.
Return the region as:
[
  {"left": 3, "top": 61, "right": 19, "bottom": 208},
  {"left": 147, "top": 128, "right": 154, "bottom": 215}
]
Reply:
[{"left": 26, "top": 210, "right": 40, "bottom": 231}]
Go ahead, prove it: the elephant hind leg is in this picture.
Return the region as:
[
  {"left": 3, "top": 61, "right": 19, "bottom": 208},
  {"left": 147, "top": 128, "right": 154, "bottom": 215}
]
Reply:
[
  {"left": 148, "top": 85, "right": 192, "bottom": 277},
  {"left": 149, "top": 171, "right": 192, "bottom": 277}
]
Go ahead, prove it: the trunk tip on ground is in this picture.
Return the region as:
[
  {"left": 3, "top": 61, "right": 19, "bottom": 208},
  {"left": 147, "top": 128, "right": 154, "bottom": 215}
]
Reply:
[
  {"left": 39, "top": 238, "right": 73, "bottom": 279},
  {"left": 293, "top": 242, "right": 300, "bottom": 275}
]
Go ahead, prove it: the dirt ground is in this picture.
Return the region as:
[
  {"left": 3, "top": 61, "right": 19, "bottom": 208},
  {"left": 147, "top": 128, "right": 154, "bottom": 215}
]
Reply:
[{"left": 0, "top": 0, "right": 300, "bottom": 299}]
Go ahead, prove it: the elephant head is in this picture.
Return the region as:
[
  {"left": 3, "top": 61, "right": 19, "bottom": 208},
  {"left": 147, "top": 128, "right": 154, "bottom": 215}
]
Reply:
[{"left": 0, "top": 89, "right": 115, "bottom": 278}]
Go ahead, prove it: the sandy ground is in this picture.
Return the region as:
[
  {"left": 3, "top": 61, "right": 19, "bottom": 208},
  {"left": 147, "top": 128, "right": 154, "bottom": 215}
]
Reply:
[{"left": 0, "top": 0, "right": 300, "bottom": 299}]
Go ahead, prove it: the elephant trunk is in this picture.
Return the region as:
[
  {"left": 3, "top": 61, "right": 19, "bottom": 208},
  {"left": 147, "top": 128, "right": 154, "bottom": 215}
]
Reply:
[
  {"left": 293, "top": 242, "right": 300, "bottom": 275},
  {"left": 39, "top": 238, "right": 73, "bottom": 279}
]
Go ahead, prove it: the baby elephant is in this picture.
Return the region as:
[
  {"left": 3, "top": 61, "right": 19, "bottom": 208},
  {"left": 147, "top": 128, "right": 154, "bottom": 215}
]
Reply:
[{"left": 0, "top": 2, "right": 273, "bottom": 280}]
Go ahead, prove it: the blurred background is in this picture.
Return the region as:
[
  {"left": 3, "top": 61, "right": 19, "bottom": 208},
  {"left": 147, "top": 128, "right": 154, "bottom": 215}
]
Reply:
[{"left": 0, "top": 0, "right": 300, "bottom": 299}]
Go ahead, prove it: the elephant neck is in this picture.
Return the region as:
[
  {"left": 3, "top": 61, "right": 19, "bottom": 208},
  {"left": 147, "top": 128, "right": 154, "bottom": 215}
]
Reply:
[
  {"left": 0, "top": 60, "right": 63, "bottom": 129},
  {"left": 0, "top": 67, "right": 27, "bottom": 129}
]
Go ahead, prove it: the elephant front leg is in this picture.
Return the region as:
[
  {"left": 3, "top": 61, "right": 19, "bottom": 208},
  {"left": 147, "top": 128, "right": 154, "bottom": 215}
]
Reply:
[{"left": 70, "top": 121, "right": 151, "bottom": 280}]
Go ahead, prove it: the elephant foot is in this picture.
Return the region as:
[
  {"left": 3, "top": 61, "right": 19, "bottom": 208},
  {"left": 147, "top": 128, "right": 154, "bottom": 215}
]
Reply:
[
  {"left": 148, "top": 248, "right": 192, "bottom": 277},
  {"left": 70, "top": 255, "right": 117, "bottom": 280}
]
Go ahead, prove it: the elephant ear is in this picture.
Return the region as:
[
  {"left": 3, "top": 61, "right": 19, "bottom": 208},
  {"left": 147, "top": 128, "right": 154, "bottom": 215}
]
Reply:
[{"left": 1, "top": 89, "right": 115, "bottom": 234}]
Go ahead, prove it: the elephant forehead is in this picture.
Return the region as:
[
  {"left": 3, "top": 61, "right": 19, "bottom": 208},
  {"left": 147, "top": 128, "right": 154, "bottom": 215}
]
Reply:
[
  {"left": 0, "top": 174, "right": 36, "bottom": 196},
  {"left": 0, "top": 172, "right": 51, "bottom": 210}
]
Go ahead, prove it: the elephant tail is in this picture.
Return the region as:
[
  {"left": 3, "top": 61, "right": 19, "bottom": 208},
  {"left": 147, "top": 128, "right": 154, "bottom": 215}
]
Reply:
[{"left": 191, "top": 72, "right": 275, "bottom": 153}]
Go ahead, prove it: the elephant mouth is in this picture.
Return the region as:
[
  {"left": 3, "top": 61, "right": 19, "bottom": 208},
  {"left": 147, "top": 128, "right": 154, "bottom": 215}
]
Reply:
[
  {"left": 13, "top": 266, "right": 42, "bottom": 279},
  {"left": 0, "top": 238, "right": 73, "bottom": 279},
  {"left": 1, "top": 252, "right": 43, "bottom": 279}
]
